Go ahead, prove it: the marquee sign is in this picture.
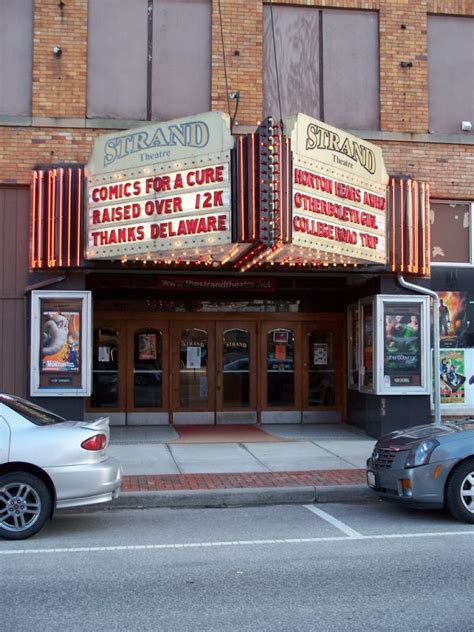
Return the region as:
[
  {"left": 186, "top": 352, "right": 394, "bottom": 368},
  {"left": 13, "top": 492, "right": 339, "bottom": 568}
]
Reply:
[
  {"left": 85, "top": 112, "right": 248, "bottom": 265},
  {"left": 30, "top": 111, "right": 429, "bottom": 275},
  {"left": 256, "top": 114, "right": 389, "bottom": 268}
]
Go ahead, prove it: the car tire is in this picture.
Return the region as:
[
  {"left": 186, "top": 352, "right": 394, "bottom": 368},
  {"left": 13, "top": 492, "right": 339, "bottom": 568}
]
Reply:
[
  {"left": 0, "top": 472, "right": 53, "bottom": 540},
  {"left": 445, "top": 459, "right": 474, "bottom": 524}
]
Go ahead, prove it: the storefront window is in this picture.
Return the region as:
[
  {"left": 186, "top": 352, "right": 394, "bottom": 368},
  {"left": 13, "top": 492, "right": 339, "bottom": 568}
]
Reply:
[
  {"left": 133, "top": 329, "right": 162, "bottom": 408},
  {"left": 267, "top": 329, "right": 295, "bottom": 406},
  {"left": 307, "top": 330, "right": 335, "bottom": 407},
  {"left": 222, "top": 329, "right": 250, "bottom": 408},
  {"left": 179, "top": 328, "right": 208, "bottom": 408},
  {"left": 347, "top": 305, "right": 359, "bottom": 389},
  {"left": 91, "top": 327, "right": 119, "bottom": 408},
  {"left": 361, "top": 303, "right": 374, "bottom": 390}
]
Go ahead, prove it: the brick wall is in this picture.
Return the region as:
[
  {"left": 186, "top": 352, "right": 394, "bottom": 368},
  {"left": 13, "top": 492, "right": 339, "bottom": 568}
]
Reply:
[{"left": 0, "top": 0, "right": 472, "bottom": 200}]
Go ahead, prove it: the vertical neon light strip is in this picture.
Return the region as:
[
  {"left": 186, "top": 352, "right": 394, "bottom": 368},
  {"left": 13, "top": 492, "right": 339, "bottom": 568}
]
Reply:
[
  {"left": 389, "top": 181, "right": 394, "bottom": 272},
  {"left": 67, "top": 168, "right": 72, "bottom": 267},
  {"left": 76, "top": 169, "right": 82, "bottom": 266},
  {"left": 58, "top": 168, "right": 64, "bottom": 267},
  {"left": 250, "top": 134, "right": 256, "bottom": 240},
  {"left": 413, "top": 180, "right": 419, "bottom": 274},
  {"left": 399, "top": 180, "right": 404, "bottom": 272},
  {"left": 239, "top": 137, "right": 245, "bottom": 241},
  {"left": 52, "top": 170, "right": 58, "bottom": 266},
  {"left": 30, "top": 172, "right": 37, "bottom": 268},
  {"left": 37, "top": 171, "right": 44, "bottom": 268},
  {"left": 47, "top": 171, "right": 52, "bottom": 267}
]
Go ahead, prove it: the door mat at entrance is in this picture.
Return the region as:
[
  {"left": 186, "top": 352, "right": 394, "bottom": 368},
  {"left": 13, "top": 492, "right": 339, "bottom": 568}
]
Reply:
[{"left": 171, "top": 424, "right": 285, "bottom": 443}]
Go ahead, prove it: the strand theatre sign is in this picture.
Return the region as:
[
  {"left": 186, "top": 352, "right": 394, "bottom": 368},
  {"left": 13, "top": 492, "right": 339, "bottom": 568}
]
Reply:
[{"left": 85, "top": 112, "right": 246, "bottom": 265}]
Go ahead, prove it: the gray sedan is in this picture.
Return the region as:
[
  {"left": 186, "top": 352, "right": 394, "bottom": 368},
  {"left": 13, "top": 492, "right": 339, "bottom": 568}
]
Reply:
[
  {"left": 367, "top": 419, "right": 474, "bottom": 523},
  {"left": 0, "top": 394, "right": 121, "bottom": 540}
]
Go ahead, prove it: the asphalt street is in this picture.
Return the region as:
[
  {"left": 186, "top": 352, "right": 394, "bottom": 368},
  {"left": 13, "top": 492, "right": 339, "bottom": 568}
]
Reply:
[{"left": 1, "top": 502, "right": 473, "bottom": 632}]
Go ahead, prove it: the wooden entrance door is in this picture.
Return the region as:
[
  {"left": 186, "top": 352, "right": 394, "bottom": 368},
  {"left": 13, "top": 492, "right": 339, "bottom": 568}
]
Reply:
[
  {"left": 260, "top": 321, "right": 302, "bottom": 423},
  {"left": 126, "top": 320, "right": 170, "bottom": 425},
  {"left": 302, "top": 321, "right": 343, "bottom": 423},
  {"left": 216, "top": 321, "right": 258, "bottom": 423},
  {"left": 171, "top": 320, "right": 216, "bottom": 424}
]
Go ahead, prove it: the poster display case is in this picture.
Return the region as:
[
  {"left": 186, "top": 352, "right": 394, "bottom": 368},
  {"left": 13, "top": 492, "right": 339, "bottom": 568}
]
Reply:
[
  {"left": 356, "top": 295, "right": 430, "bottom": 395},
  {"left": 30, "top": 291, "right": 92, "bottom": 396}
]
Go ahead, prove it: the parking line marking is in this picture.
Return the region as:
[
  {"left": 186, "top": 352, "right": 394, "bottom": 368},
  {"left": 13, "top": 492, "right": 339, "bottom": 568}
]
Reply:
[
  {"left": 1, "top": 530, "right": 472, "bottom": 556},
  {"left": 303, "top": 504, "right": 362, "bottom": 537}
]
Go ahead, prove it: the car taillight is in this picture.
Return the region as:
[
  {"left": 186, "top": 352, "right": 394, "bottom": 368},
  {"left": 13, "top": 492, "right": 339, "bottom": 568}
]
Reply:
[{"left": 81, "top": 434, "right": 107, "bottom": 451}]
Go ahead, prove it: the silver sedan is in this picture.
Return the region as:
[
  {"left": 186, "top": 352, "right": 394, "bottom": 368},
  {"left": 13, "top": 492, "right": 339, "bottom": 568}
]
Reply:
[
  {"left": 367, "top": 419, "right": 474, "bottom": 523},
  {"left": 0, "top": 394, "right": 121, "bottom": 540}
]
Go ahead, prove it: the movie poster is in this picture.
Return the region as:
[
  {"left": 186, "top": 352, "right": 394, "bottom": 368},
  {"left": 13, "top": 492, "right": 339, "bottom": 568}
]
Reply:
[
  {"left": 31, "top": 291, "right": 91, "bottom": 396},
  {"left": 440, "top": 349, "right": 465, "bottom": 404},
  {"left": 438, "top": 292, "right": 467, "bottom": 348},
  {"left": 383, "top": 303, "right": 421, "bottom": 387}
]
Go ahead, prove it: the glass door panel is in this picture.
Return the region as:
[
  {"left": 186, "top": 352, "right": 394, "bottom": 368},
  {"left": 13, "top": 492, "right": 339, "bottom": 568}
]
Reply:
[
  {"left": 307, "top": 330, "right": 336, "bottom": 407},
  {"left": 179, "top": 327, "right": 209, "bottom": 408},
  {"left": 222, "top": 328, "right": 250, "bottom": 408},
  {"left": 266, "top": 328, "right": 295, "bottom": 407},
  {"left": 91, "top": 326, "right": 120, "bottom": 409},
  {"left": 133, "top": 329, "right": 163, "bottom": 408}
]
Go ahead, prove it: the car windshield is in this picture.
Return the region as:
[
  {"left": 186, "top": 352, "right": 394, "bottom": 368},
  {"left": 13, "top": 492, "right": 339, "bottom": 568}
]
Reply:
[{"left": 0, "top": 394, "right": 66, "bottom": 426}]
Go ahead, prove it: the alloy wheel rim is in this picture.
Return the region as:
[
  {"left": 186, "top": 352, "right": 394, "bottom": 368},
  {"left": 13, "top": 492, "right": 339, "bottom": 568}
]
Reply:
[
  {"left": 0, "top": 483, "right": 42, "bottom": 532},
  {"left": 460, "top": 471, "right": 474, "bottom": 514}
]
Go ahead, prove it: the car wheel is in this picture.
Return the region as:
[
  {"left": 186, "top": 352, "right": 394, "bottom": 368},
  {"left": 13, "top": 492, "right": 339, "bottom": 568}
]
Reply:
[
  {"left": 445, "top": 459, "right": 474, "bottom": 524},
  {"left": 0, "top": 472, "right": 53, "bottom": 540}
]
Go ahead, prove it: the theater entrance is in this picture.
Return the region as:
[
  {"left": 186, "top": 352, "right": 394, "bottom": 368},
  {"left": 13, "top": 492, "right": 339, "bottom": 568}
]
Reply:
[{"left": 88, "top": 313, "right": 344, "bottom": 425}]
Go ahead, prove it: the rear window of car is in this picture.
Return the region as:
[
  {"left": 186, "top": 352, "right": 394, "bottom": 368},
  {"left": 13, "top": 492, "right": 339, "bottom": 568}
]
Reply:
[{"left": 0, "top": 395, "right": 66, "bottom": 426}]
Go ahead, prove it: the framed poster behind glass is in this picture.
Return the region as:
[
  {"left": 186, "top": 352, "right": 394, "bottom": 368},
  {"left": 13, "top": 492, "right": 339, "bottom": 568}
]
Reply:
[
  {"left": 377, "top": 295, "right": 430, "bottom": 395},
  {"left": 30, "top": 291, "right": 92, "bottom": 396}
]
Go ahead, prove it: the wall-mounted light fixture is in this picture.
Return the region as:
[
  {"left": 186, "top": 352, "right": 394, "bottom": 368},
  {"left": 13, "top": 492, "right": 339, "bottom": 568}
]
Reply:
[
  {"left": 52, "top": 46, "right": 62, "bottom": 57},
  {"left": 461, "top": 121, "right": 472, "bottom": 132}
]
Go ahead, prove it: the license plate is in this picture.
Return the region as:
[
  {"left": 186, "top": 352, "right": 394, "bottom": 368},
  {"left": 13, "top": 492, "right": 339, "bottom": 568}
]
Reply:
[{"left": 367, "top": 470, "right": 376, "bottom": 488}]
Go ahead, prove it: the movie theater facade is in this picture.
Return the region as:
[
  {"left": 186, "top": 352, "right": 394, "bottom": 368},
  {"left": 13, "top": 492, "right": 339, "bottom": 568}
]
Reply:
[{"left": 29, "top": 112, "right": 430, "bottom": 436}]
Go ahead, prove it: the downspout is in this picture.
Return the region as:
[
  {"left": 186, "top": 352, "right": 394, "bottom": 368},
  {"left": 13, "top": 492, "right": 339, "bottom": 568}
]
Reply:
[{"left": 397, "top": 274, "right": 441, "bottom": 425}]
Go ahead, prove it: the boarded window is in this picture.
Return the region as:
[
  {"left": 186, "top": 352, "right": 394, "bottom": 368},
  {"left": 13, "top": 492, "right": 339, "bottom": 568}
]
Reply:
[
  {"left": 264, "top": 6, "right": 379, "bottom": 130},
  {"left": 87, "top": 0, "right": 148, "bottom": 119},
  {"left": 430, "top": 202, "right": 471, "bottom": 264},
  {"left": 152, "top": 0, "right": 211, "bottom": 121},
  {"left": 322, "top": 10, "right": 379, "bottom": 130},
  {"left": 428, "top": 16, "right": 474, "bottom": 134},
  {"left": 0, "top": 0, "right": 33, "bottom": 116},
  {"left": 264, "top": 6, "right": 321, "bottom": 122},
  {"left": 87, "top": 0, "right": 211, "bottom": 121}
]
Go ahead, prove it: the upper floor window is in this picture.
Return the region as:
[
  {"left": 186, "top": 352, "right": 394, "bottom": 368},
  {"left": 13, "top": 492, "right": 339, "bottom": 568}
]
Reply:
[
  {"left": 428, "top": 16, "right": 474, "bottom": 135},
  {"left": 87, "top": 0, "right": 211, "bottom": 121},
  {"left": 0, "top": 0, "right": 33, "bottom": 116},
  {"left": 430, "top": 201, "right": 473, "bottom": 265},
  {"left": 264, "top": 7, "right": 379, "bottom": 130}
]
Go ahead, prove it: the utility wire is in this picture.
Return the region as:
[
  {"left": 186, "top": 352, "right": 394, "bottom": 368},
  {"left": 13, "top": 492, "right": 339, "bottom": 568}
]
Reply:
[
  {"left": 269, "top": 0, "right": 283, "bottom": 130},
  {"left": 218, "top": 0, "right": 232, "bottom": 122}
]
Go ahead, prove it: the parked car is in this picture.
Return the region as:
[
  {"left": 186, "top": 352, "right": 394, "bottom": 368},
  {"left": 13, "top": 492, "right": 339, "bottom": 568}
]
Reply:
[
  {"left": 0, "top": 394, "right": 121, "bottom": 540},
  {"left": 367, "top": 419, "right": 474, "bottom": 523}
]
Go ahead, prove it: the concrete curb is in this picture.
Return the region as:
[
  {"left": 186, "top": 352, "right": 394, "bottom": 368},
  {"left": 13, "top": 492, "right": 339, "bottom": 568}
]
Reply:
[{"left": 106, "top": 484, "right": 375, "bottom": 510}]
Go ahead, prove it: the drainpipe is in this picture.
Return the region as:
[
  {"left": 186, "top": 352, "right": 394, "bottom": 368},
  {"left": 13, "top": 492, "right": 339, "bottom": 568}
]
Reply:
[{"left": 397, "top": 275, "right": 441, "bottom": 425}]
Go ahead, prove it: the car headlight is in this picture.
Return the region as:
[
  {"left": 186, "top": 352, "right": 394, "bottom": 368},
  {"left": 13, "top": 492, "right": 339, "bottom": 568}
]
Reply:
[{"left": 405, "top": 439, "right": 439, "bottom": 468}]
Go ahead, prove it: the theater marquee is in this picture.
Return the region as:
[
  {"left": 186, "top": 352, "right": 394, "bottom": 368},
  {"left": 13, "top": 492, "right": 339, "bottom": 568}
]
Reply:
[
  {"left": 273, "top": 114, "right": 389, "bottom": 267},
  {"left": 85, "top": 112, "right": 243, "bottom": 265}
]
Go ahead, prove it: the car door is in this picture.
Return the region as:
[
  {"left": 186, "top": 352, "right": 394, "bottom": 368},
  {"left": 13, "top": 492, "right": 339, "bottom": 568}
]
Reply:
[{"left": 0, "top": 415, "right": 11, "bottom": 462}]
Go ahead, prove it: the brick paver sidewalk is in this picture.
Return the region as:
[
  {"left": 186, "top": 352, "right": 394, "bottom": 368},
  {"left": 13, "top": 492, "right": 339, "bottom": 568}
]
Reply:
[{"left": 122, "top": 469, "right": 367, "bottom": 492}]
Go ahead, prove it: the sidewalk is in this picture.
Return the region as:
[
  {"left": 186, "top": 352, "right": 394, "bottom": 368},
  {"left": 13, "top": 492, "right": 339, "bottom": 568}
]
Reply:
[{"left": 107, "top": 423, "right": 377, "bottom": 509}]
